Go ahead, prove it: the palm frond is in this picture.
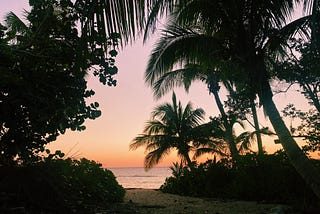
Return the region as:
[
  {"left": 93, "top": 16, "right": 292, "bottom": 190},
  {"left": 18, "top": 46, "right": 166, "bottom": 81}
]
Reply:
[
  {"left": 130, "top": 134, "right": 173, "bottom": 151},
  {"left": 151, "top": 103, "right": 173, "bottom": 119},
  {"left": 143, "top": 120, "right": 167, "bottom": 135},
  {"left": 152, "top": 66, "right": 205, "bottom": 98},
  {"left": 265, "top": 15, "right": 310, "bottom": 54},
  {"left": 169, "top": 161, "right": 185, "bottom": 177},
  {"left": 144, "top": 147, "right": 172, "bottom": 169},
  {"left": 193, "top": 146, "right": 226, "bottom": 159},
  {"left": 145, "top": 23, "right": 225, "bottom": 86},
  {"left": 143, "top": 0, "right": 183, "bottom": 42},
  {"left": 236, "top": 131, "right": 255, "bottom": 151},
  {"left": 302, "top": 0, "right": 317, "bottom": 15},
  {"left": 77, "top": 0, "right": 146, "bottom": 44},
  {"left": 5, "top": 11, "right": 28, "bottom": 35},
  {"left": 183, "top": 104, "right": 205, "bottom": 128},
  {"left": 130, "top": 134, "right": 153, "bottom": 150},
  {"left": 131, "top": 92, "right": 216, "bottom": 169}
]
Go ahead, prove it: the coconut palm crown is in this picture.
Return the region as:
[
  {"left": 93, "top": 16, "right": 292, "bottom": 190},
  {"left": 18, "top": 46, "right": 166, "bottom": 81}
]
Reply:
[{"left": 130, "top": 92, "right": 224, "bottom": 169}]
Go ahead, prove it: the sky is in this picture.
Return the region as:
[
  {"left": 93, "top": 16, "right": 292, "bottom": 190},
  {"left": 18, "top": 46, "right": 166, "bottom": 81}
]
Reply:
[{"left": 0, "top": 0, "right": 313, "bottom": 168}]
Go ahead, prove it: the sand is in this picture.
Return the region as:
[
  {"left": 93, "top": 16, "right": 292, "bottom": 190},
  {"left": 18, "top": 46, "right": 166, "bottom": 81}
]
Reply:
[{"left": 123, "top": 189, "right": 290, "bottom": 214}]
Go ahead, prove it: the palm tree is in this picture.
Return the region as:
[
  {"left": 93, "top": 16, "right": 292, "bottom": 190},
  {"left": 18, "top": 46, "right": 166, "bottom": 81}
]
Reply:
[
  {"left": 130, "top": 92, "right": 224, "bottom": 169},
  {"left": 223, "top": 82, "right": 266, "bottom": 156},
  {"left": 193, "top": 115, "right": 274, "bottom": 159},
  {"left": 78, "top": 0, "right": 320, "bottom": 198},
  {"left": 138, "top": 0, "right": 320, "bottom": 198},
  {"left": 148, "top": 61, "right": 240, "bottom": 159},
  {"left": 145, "top": 22, "right": 272, "bottom": 158}
]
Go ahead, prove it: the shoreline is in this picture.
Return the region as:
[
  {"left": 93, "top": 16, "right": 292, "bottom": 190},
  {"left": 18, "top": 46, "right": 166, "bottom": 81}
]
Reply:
[{"left": 123, "top": 188, "right": 291, "bottom": 214}]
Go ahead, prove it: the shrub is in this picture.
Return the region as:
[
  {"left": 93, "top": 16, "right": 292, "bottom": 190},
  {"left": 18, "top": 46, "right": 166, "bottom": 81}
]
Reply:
[
  {"left": 160, "top": 152, "right": 318, "bottom": 206},
  {"left": 0, "top": 157, "right": 125, "bottom": 213}
]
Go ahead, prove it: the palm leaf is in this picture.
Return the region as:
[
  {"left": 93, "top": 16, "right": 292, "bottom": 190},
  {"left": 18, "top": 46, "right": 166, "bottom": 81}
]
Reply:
[
  {"left": 77, "top": 0, "right": 146, "bottom": 44},
  {"left": 5, "top": 11, "right": 28, "bottom": 35},
  {"left": 152, "top": 64, "right": 207, "bottom": 98},
  {"left": 130, "top": 92, "right": 218, "bottom": 169},
  {"left": 145, "top": 23, "right": 225, "bottom": 85},
  {"left": 144, "top": 146, "right": 172, "bottom": 169}
]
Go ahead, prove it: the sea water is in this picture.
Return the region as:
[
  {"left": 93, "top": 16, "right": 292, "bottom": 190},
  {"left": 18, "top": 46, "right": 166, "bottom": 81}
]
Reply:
[{"left": 109, "top": 167, "right": 172, "bottom": 189}]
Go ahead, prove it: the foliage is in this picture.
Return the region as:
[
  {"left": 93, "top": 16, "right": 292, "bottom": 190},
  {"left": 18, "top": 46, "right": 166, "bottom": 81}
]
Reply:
[
  {"left": 130, "top": 92, "right": 225, "bottom": 169},
  {"left": 161, "top": 152, "right": 318, "bottom": 207},
  {"left": 0, "top": 0, "right": 119, "bottom": 164},
  {"left": 0, "top": 155, "right": 125, "bottom": 213},
  {"left": 81, "top": 0, "right": 320, "bottom": 199},
  {"left": 283, "top": 104, "right": 320, "bottom": 152},
  {"left": 161, "top": 158, "right": 234, "bottom": 197},
  {"left": 206, "top": 115, "right": 273, "bottom": 156},
  {"left": 136, "top": 0, "right": 320, "bottom": 199},
  {"left": 275, "top": 39, "right": 320, "bottom": 112}
]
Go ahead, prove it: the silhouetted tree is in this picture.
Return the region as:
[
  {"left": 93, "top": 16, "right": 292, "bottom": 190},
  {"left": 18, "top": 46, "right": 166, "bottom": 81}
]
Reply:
[
  {"left": 123, "top": 0, "right": 320, "bottom": 198},
  {"left": 283, "top": 104, "right": 320, "bottom": 152},
  {"left": 49, "top": 0, "right": 320, "bottom": 198},
  {"left": 0, "top": 0, "right": 119, "bottom": 164},
  {"left": 130, "top": 92, "right": 224, "bottom": 169}
]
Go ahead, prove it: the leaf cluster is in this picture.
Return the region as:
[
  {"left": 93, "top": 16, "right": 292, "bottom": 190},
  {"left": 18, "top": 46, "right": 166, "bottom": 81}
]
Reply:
[
  {"left": 283, "top": 104, "right": 320, "bottom": 152},
  {"left": 0, "top": 156, "right": 125, "bottom": 213},
  {"left": 161, "top": 152, "right": 318, "bottom": 208},
  {"left": 0, "top": 0, "right": 118, "bottom": 164}
]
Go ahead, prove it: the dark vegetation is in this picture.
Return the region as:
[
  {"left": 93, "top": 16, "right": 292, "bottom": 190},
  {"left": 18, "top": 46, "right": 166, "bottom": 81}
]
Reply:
[
  {"left": 0, "top": 0, "right": 119, "bottom": 163},
  {"left": 0, "top": 153, "right": 125, "bottom": 213},
  {"left": 161, "top": 152, "right": 319, "bottom": 211},
  {"left": 1, "top": 0, "right": 320, "bottom": 213},
  {"left": 128, "top": 0, "right": 320, "bottom": 206},
  {"left": 0, "top": 0, "right": 125, "bottom": 212},
  {"left": 129, "top": 0, "right": 320, "bottom": 202}
]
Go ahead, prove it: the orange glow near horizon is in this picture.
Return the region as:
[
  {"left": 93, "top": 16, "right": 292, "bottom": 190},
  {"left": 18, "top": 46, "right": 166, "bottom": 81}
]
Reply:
[{"left": 2, "top": 1, "right": 317, "bottom": 169}]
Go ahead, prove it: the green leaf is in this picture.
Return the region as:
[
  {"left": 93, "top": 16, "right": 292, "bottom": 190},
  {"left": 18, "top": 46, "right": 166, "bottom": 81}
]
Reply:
[{"left": 109, "top": 49, "right": 118, "bottom": 57}]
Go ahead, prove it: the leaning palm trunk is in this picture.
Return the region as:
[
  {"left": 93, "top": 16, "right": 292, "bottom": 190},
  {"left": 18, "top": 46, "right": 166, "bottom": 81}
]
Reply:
[
  {"left": 258, "top": 71, "right": 320, "bottom": 199},
  {"left": 250, "top": 98, "right": 264, "bottom": 155},
  {"left": 185, "top": 153, "right": 193, "bottom": 168},
  {"left": 209, "top": 80, "right": 239, "bottom": 160}
]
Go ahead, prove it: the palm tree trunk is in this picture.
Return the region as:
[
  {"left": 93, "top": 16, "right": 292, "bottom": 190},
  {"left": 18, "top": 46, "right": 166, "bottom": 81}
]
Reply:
[
  {"left": 250, "top": 98, "right": 264, "bottom": 155},
  {"left": 185, "top": 154, "right": 193, "bottom": 168},
  {"left": 181, "top": 149, "right": 193, "bottom": 168},
  {"left": 259, "top": 79, "right": 320, "bottom": 200},
  {"left": 209, "top": 80, "right": 239, "bottom": 160}
]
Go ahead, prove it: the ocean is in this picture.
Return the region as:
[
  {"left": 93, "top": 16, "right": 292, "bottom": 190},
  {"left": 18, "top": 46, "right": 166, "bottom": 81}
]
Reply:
[{"left": 110, "top": 167, "right": 172, "bottom": 189}]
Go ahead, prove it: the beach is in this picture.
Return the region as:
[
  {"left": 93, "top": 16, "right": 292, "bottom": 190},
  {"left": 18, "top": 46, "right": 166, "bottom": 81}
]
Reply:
[{"left": 121, "top": 189, "right": 290, "bottom": 214}]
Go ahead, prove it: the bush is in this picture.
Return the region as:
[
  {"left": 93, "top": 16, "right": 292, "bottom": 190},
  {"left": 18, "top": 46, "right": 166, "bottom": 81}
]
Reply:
[
  {"left": 0, "top": 157, "right": 125, "bottom": 213},
  {"left": 160, "top": 152, "right": 318, "bottom": 207}
]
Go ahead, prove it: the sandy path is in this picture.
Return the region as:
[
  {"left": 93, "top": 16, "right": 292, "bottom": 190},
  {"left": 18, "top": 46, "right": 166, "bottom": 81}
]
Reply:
[{"left": 124, "top": 189, "right": 287, "bottom": 214}]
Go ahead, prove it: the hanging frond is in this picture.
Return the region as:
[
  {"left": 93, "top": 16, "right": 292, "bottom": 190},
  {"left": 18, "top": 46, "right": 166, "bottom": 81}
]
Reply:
[
  {"left": 5, "top": 11, "right": 28, "bottom": 35},
  {"left": 145, "top": 23, "right": 225, "bottom": 86},
  {"left": 152, "top": 64, "right": 207, "bottom": 99},
  {"left": 144, "top": 147, "right": 172, "bottom": 169},
  {"left": 76, "top": 0, "right": 147, "bottom": 44}
]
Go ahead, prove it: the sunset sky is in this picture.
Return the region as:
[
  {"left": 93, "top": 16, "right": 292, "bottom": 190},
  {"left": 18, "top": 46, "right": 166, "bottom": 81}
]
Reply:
[{"left": 1, "top": 0, "right": 313, "bottom": 168}]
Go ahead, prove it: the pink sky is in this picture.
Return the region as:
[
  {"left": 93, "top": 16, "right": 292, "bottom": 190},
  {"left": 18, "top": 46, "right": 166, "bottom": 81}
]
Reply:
[{"left": 1, "top": 0, "right": 313, "bottom": 168}]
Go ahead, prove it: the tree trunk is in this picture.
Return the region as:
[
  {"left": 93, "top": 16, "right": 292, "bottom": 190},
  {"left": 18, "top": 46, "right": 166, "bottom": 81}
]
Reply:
[
  {"left": 185, "top": 153, "right": 193, "bottom": 168},
  {"left": 259, "top": 79, "right": 320, "bottom": 200},
  {"left": 250, "top": 98, "right": 264, "bottom": 155},
  {"left": 209, "top": 80, "right": 239, "bottom": 160}
]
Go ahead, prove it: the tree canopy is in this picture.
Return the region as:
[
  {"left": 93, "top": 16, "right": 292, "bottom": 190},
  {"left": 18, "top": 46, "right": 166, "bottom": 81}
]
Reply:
[
  {"left": 130, "top": 92, "right": 225, "bottom": 169},
  {"left": 0, "top": 0, "right": 119, "bottom": 164}
]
